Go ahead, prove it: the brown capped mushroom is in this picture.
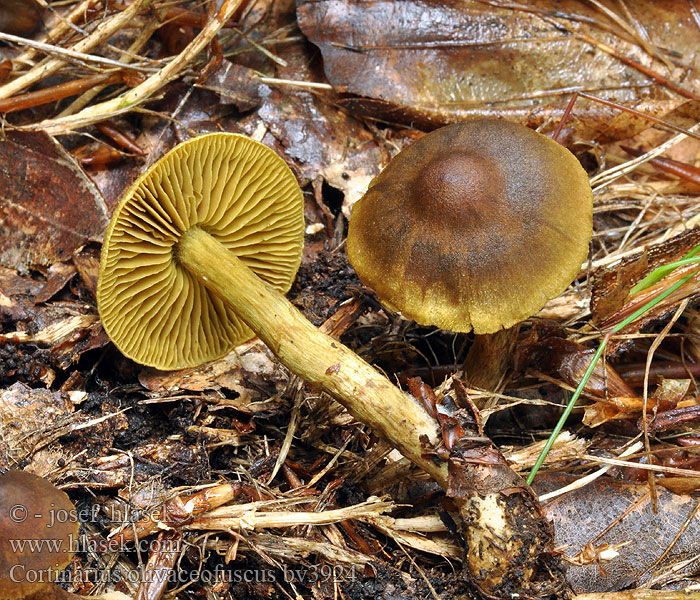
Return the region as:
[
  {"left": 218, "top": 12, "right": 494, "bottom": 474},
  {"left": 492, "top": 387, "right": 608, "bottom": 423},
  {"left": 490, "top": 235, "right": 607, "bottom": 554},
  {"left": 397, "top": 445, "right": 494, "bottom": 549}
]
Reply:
[
  {"left": 0, "top": 470, "right": 78, "bottom": 600},
  {"left": 347, "top": 119, "right": 593, "bottom": 389},
  {"left": 347, "top": 119, "right": 592, "bottom": 334}
]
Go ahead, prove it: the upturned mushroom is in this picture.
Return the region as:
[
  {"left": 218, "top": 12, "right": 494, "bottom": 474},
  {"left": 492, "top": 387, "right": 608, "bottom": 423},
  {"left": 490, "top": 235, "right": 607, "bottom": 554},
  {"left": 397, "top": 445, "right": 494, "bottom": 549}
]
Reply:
[
  {"left": 97, "top": 132, "right": 444, "bottom": 481},
  {"left": 347, "top": 119, "right": 593, "bottom": 389}
]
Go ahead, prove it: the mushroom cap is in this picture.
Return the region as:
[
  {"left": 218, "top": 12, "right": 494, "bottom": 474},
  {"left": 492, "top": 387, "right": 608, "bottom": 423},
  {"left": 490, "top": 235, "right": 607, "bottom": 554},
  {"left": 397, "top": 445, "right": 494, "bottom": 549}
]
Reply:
[
  {"left": 347, "top": 119, "right": 593, "bottom": 334},
  {"left": 97, "top": 133, "right": 305, "bottom": 370},
  {"left": 0, "top": 471, "right": 79, "bottom": 599}
]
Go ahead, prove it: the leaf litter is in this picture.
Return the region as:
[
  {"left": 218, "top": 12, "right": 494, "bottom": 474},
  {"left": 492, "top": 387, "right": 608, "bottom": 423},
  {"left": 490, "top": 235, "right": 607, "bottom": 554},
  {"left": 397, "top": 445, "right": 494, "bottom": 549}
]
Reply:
[{"left": 2, "top": 1, "right": 700, "bottom": 599}]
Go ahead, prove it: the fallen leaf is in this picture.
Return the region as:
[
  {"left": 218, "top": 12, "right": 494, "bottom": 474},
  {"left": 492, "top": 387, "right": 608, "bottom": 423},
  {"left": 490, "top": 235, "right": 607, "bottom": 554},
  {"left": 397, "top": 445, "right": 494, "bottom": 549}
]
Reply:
[
  {"left": 538, "top": 474, "right": 700, "bottom": 592},
  {"left": 297, "top": 0, "right": 700, "bottom": 138},
  {"left": 197, "top": 61, "right": 266, "bottom": 111},
  {"left": 0, "top": 131, "right": 109, "bottom": 269},
  {"left": 240, "top": 42, "right": 385, "bottom": 213},
  {"left": 515, "top": 334, "right": 635, "bottom": 398},
  {"left": 0, "top": 382, "right": 73, "bottom": 471},
  {"left": 139, "top": 339, "right": 288, "bottom": 405}
]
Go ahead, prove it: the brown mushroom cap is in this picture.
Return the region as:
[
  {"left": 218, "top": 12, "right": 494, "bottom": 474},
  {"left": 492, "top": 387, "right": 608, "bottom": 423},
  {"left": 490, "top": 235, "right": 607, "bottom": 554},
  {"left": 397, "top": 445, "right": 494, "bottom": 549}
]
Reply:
[
  {"left": 97, "top": 133, "right": 305, "bottom": 370},
  {"left": 347, "top": 119, "right": 593, "bottom": 334},
  {"left": 0, "top": 471, "right": 79, "bottom": 599}
]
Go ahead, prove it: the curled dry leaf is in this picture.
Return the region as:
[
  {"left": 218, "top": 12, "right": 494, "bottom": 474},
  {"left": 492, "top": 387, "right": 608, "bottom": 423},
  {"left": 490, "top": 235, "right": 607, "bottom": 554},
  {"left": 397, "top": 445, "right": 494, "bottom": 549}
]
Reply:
[
  {"left": 591, "top": 229, "right": 700, "bottom": 326},
  {"left": 138, "top": 339, "right": 285, "bottom": 397},
  {"left": 515, "top": 334, "right": 635, "bottom": 398},
  {"left": 0, "top": 131, "right": 109, "bottom": 269},
  {"left": 584, "top": 377, "right": 694, "bottom": 428},
  {"left": 297, "top": 0, "right": 700, "bottom": 138}
]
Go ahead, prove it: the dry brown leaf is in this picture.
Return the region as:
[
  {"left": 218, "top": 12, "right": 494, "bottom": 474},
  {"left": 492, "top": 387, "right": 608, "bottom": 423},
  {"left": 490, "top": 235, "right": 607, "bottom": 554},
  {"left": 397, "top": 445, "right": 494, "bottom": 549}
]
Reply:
[
  {"left": 297, "top": 0, "right": 700, "bottom": 138},
  {"left": 235, "top": 41, "right": 386, "bottom": 213},
  {"left": 0, "top": 131, "right": 109, "bottom": 269},
  {"left": 583, "top": 379, "right": 695, "bottom": 428}
]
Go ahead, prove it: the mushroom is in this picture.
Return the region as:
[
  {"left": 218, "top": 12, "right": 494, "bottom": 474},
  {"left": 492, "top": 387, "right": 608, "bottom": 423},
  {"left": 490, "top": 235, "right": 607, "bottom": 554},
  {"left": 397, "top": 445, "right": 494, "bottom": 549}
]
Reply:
[
  {"left": 97, "top": 132, "right": 445, "bottom": 482},
  {"left": 0, "top": 470, "right": 78, "bottom": 600},
  {"left": 97, "top": 131, "right": 562, "bottom": 597},
  {"left": 347, "top": 119, "right": 593, "bottom": 390},
  {"left": 98, "top": 132, "right": 305, "bottom": 369}
]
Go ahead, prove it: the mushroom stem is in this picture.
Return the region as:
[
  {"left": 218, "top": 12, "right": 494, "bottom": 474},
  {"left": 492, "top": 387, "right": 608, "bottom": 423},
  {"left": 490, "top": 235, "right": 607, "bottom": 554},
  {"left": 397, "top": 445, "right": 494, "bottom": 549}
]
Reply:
[
  {"left": 177, "top": 226, "right": 447, "bottom": 483},
  {"left": 463, "top": 327, "right": 520, "bottom": 397}
]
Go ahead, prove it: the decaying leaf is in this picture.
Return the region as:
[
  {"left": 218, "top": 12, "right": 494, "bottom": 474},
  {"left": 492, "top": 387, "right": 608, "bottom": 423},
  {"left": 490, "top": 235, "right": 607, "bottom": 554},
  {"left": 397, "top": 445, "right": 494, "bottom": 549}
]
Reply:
[
  {"left": 88, "top": 441, "right": 209, "bottom": 488},
  {"left": 139, "top": 339, "right": 286, "bottom": 397},
  {"left": 0, "top": 131, "right": 109, "bottom": 269},
  {"left": 538, "top": 474, "right": 700, "bottom": 592},
  {"left": 591, "top": 229, "right": 700, "bottom": 327},
  {"left": 234, "top": 42, "right": 386, "bottom": 213},
  {"left": 515, "top": 332, "right": 635, "bottom": 398},
  {"left": 0, "top": 265, "right": 43, "bottom": 323},
  {"left": 0, "top": 382, "right": 74, "bottom": 471},
  {"left": 257, "top": 87, "right": 383, "bottom": 213},
  {"left": 196, "top": 61, "right": 267, "bottom": 112},
  {"left": 590, "top": 254, "right": 649, "bottom": 326},
  {"left": 297, "top": 0, "right": 700, "bottom": 138}
]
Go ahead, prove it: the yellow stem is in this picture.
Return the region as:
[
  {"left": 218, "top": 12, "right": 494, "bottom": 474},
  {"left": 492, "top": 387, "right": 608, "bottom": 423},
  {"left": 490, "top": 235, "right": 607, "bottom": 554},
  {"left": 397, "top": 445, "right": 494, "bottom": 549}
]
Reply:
[{"left": 177, "top": 227, "right": 446, "bottom": 484}]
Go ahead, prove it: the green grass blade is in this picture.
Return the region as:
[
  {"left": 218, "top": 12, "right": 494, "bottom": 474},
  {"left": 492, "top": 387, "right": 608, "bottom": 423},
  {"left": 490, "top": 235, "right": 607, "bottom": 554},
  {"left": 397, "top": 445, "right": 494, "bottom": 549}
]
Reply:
[{"left": 526, "top": 269, "right": 698, "bottom": 486}]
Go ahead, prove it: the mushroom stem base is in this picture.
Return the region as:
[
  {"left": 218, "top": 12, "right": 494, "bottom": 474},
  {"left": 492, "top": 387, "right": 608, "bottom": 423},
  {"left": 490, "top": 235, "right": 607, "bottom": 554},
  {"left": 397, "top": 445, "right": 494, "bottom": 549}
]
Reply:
[{"left": 177, "top": 226, "right": 447, "bottom": 484}]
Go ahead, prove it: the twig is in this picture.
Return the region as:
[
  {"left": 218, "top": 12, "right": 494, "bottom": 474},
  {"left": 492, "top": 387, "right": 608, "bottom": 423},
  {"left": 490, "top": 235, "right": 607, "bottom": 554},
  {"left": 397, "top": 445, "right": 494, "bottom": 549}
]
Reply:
[
  {"left": 0, "top": 0, "right": 150, "bottom": 101},
  {"left": 29, "top": 0, "right": 244, "bottom": 135},
  {"left": 0, "top": 31, "right": 156, "bottom": 72},
  {"left": 538, "top": 440, "right": 643, "bottom": 502},
  {"left": 57, "top": 18, "right": 161, "bottom": 118},
  {"left": 581, "top": 454, "right": 700, "bottom": 477},
  {"left": 186, "top": 499, "right": 395, "bottom": 531},
  {"left": 0, "top": 71, "right": 122, "bottom": 113},
  {"left": 259, "top": 77, "right": 334, "bottom": 90},
  {"left": 591, "top": 122, "right": 700, "bottom": 191},
  {"left": 13, "top": 0, "right": 95, "bottom": 67}
]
